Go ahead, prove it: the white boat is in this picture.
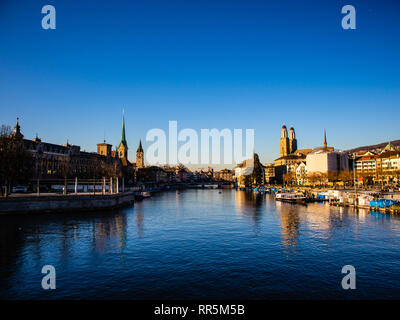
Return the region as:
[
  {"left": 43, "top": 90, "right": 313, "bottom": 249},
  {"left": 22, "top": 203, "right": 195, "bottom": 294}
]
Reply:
[
  {"left": 141, "top": 191, "right": 151, "bottom": 198},
  {"left": 275, "top": 192, "right": 306, "bottom": 203}
]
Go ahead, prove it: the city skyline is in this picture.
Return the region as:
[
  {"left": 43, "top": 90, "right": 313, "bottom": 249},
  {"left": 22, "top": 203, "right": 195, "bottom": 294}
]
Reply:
[
  {"left": 1, "top": 0, "right": 400, "bottom": 165},
  {"left": 6, "top": 114, "right": 399, "bottom": 172}
]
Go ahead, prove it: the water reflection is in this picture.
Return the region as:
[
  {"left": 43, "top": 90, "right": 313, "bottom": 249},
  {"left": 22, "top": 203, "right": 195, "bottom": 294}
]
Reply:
[
  {"left": 276, "top": 201, "right": 300, "bottom": 249},
  {"left": 0, "top": 211, "right": 129, "bottom": 273},
  {"left": 135, "top": 206, "right": 144, "bottom": 238},
  {"left": 91, "top": 212, "right": 128, "bottom": 253},
  {"left": 2, "top": 190, "right": 400, "bottom": 299},
  {"left": 235, "top": 191, "right": 264, "bottom": 233}
]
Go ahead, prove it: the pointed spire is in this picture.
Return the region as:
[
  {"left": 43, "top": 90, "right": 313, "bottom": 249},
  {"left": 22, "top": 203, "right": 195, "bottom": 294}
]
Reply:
[
  {"left": 323, "top": 128, "right": 327, "bottom": 148},
  {"left": 120, "top": 110, "right": 127, "bottom": 147},
  {"left": 137, "top": 139, "right": 143, "bottom": 152}
]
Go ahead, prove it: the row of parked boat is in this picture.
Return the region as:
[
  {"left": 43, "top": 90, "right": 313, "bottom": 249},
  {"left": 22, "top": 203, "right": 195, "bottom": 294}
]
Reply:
[{"left": 270, "top": 188, "right": 399, "bottom": 208}]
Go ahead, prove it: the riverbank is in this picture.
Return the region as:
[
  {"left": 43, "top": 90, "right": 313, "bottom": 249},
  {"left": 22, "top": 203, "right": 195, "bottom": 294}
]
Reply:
[
  {"left": 330, "top": 201, "right": 400, "bottom": 214},
  {"left": 0, "top": 191, "right": 135, "bottom": 215},
  {"left": 266, "top": 185, "right": 400, "bottom": 214}
]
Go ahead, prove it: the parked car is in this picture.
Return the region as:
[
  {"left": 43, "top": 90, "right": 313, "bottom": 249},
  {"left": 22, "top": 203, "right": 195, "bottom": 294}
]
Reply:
[{"left": 12, "top": 186, "right": 28, "bottom": 193}]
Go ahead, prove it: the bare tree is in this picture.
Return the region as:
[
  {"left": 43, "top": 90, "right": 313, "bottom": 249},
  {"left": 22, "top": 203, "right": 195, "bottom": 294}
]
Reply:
[
  {"left": 59, "top": 155, "right": 72, "bottom": 195},
  {"left": 0, "top": 125, "right": 33, "bottom": 197}
]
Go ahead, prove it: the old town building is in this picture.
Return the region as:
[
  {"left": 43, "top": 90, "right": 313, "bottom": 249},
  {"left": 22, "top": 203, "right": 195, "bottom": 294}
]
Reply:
[
  {"left": 11, "top": 114, "right": 135, "bottom": 186},
  {"left": 136, "top": 140, "right": 144, "bottom": 168},
  {"left": 273, "top": 125, "right": 312, "bottom": 184}
]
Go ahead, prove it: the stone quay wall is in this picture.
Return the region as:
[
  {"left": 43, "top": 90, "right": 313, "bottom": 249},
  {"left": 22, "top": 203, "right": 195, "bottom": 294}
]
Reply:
[{"left": 0, "top": 192, "right": 135, "bottom": 215}]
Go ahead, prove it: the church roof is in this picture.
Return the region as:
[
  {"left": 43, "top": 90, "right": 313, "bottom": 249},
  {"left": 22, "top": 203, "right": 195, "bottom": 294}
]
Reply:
[
  {"left": 309, "top": 146, "right": 335, "bottom": 154},
  {"left": 274, "top": 154, "right": 302, "bottom": 161},
  {"left": 11, "top": 118, "right": 24, "bottom": 139},
  {"left": 120, "top": 112, "right": 127, "bottom": 147},
  {"left": 293, "top": 148, "right": 313, "bottom": 156},
  {"left": 120, "top": 157, "right": 132, "bottom": 167},
  {"left": 137, "top": 140, "right": 143, "bottom": 152}
]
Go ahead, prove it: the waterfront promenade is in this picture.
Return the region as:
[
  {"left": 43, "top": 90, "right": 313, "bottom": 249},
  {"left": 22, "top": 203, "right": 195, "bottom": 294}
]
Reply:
[{"left": 0, "top": 191, "right": 135, "bottom": 214}]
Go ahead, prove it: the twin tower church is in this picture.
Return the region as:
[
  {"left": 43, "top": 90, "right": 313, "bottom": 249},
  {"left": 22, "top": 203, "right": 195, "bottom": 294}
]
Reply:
[{"left": 279, "top": 125, "right": 297, "bottom": 157}]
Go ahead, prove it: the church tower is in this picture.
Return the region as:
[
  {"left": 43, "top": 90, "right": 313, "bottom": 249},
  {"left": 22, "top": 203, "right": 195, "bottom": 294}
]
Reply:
[
  {"left": 11, "top": 118, "right": 24, "bottom": 140},
  {"left": 136, "top": 140, "right": 144, "bottom": 168},
  {"left": 280, "top": 125, "right": 289, "bottom": 157},
  {"left": 118, "top": 112, "right": 128, "bottom": 160},
  {"left": 289, "top": 126, "right": 297, "bottom": 154}
]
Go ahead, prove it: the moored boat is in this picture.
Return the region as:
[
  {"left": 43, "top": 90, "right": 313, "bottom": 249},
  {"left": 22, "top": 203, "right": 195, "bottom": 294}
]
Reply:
[
  {"left": 275, "top": 192, "right": 306, "bottom": 203},
  {"left": 141, "top": 191, "right": 151, "bottom": 198}
]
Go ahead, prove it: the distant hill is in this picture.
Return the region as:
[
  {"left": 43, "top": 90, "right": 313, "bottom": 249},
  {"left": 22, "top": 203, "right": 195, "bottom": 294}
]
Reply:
[{"left": 346, "top": 139, "right": 400, "bottom": 154}]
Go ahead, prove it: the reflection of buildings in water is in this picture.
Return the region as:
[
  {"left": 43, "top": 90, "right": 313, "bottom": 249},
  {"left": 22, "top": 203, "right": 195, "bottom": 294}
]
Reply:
[
  {"left": 296, "top": 203, "right": 371, "bottom": 240},
  {"left": 60, "top": 224, "right": 70, "bottom": 258},
  {"left": 357, "top": 208, "right": 369, "bottom": 221},
  {"left": 115, "top": 214, "right": 127, "bottom": 252},
  {"left": 277, "top": 202, "right": 300, "bottom": 249},
  {"left": 133, "top": 201, "right": 145, "bottom": 237},
  {"left": 92, "top": 212, "right": 128, "bottom": 252},
  {"left": 135, "top": 210, "right": 144, "bottom": 238},
  {"left": 176, "top": 189, "right": 182, "bottom": 206},
  {"left": 301, "top": 203, "right": 332, "bottom": 233},
  {"left": 0, "top": 220, "right": 25, "bottom": 288},
  {"left": 73, "top": 223, "right": 78, "bottom": 241},
  {"left": 235, "top": 191, "right": 264, "bottom": 230}
]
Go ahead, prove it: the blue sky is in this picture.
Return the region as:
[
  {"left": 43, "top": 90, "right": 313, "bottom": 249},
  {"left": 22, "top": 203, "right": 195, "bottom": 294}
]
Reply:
[{"left": 0, "top": 0, "right": 399, "bottom": 166}]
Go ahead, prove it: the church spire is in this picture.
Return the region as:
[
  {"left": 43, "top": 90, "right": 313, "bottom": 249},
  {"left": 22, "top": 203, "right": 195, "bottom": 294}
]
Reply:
[
  {"left": 136, "top": 139, "right": 144, "bottom": 168},
  {"left": 137, "top": 139, "right": 143, "bottom": 152},
  {"left": 120, "top": 110, "right": 127, "bottom": 147},
  {"left": 11, "top": 117, "right": 24, "bottom": 139}
]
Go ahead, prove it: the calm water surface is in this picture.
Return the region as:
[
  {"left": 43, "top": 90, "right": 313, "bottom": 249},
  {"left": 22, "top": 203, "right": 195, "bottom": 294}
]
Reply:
[{"left": 1, "top": 189, "right": 400, "bottom": 299}]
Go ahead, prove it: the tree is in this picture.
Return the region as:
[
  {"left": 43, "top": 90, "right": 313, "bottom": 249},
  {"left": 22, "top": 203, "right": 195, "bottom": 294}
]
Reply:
[
  {"left": 252, "top": 153, "right": 264, "bottom": 186},
  {"left": 338, "top": 170, "right": 353, "bottom": 185},
  {"left": 283, "top": 171, "right": 296, "bottom": 186},
  {"left": 242, "top": 153, "right": 263, "bottom": 187},
  {"left": 305, "top": 172, "right": 318, "bottom": 186},
  {"left": 59, "top": 154, "right": 72, "bottom": 195},
  {"left": 176, "top": 163, "right": 188, "bottom": 171},
  {"left": 306, "top": 172, "right": 327, "bottom": 186},
  {"left": 327, "top": 171, "right": 339, "bottom": 182},
  {"left": 0, "top": 125, "right": 33, "bottom": 196},
  {"left": 317, "top": 172, "right": 328, "bottom": 185}
]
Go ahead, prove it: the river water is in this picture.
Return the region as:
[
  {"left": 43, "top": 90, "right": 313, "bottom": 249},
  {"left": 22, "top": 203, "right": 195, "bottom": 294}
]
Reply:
[{"left": 1, "top": 189, "right": 400, "bottom": 299}]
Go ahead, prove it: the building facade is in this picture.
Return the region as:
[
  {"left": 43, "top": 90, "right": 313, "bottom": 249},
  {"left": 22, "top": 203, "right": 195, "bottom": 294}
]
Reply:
[
  {"left": 136, "top": 140, "right": 144, "bottom": 168},
  {"left": 305, "top": 130, "right": 349, "bottom": 179},
  {"left": 11, "top": 114, "right": 134, "bottom": 187}
]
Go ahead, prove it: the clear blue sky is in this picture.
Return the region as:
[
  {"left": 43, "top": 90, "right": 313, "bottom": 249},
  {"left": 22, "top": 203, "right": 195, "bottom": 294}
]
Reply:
[{"left": 0, "top": 0, "right": 399, "bottom": 165}]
